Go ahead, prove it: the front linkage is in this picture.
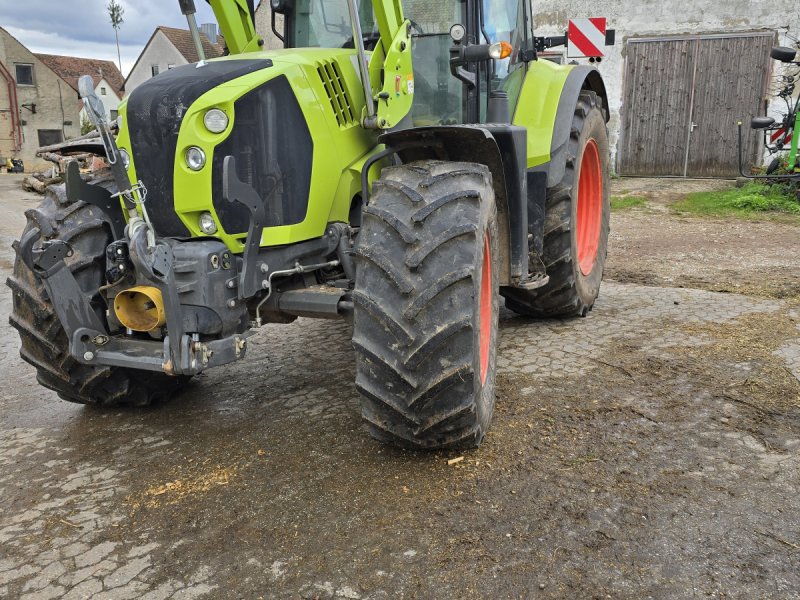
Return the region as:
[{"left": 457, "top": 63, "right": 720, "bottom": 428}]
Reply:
[{"left": 15, "top": 77, "right": 347, "bottom": 377}]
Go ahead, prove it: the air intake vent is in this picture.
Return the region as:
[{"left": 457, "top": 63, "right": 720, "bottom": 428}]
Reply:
[{"left": 317, "top": 61, "right": 355, "bottom": 127}]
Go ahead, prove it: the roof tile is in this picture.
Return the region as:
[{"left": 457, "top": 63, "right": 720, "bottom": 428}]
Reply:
[
  {"left": 35, "top": 54, "right": 125, "bottom": 99},
  {"left": 156, "top": 26, "right": 225, "bottom": 63}
]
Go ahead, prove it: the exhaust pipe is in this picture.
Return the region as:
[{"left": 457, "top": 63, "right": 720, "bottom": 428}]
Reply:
[{"left": 114, "top": 286, "right": 166, "bottom": 332}]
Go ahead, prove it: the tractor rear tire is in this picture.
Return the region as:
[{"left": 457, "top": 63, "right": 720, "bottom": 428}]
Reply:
[
  {"left": 7, "top": 182, "right": 189, "bottom": 406},
  {"left": 353, "top": 160, "right": 499, "bottom": 449},
  {"left": 502, "top": 91, "right": 610, "bottom": 318}
]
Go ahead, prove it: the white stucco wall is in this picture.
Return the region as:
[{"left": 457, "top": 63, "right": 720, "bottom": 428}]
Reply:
[
  {"left": 532, "top": 1, "right": 800, "bottom": 171},
  {"left": 79, "top": 77, "right": 121, "bottom": 126},
  {"left": 254, "top": 4, "right": 285, "bottom": 50},
  {"left": 125, "top": 31, "right": 188, "bottom": 94}
]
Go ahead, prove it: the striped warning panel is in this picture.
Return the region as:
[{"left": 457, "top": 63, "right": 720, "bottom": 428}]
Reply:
[{"left": 568, "top": 18, "right": 607, "bottom": 58}]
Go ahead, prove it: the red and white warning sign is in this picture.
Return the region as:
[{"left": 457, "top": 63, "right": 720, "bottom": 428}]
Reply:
[{"left": 568, "top": 18, "right": 607, "bottom": 58}]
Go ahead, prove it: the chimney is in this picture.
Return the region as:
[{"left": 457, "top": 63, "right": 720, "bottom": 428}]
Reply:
[{"left": 200, "top": 23, "right": 217, "bottom": 41}]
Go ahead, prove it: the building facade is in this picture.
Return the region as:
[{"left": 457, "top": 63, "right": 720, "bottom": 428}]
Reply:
[
  {"left": 125, "top": 26, "right": 225, "bottom": 94},
  {"left": 0, "top": 28, "right": 81, "bottom": 169},
  {"left": 36, "top": 54, "right": 124, "bottom": 127}
]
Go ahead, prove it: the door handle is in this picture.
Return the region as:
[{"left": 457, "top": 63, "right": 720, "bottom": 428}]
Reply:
[{"left": 690, "top": 122, "right": 699, "bottom": 132}]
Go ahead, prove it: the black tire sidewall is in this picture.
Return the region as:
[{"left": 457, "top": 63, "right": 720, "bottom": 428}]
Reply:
[{"left": 570, "top": 104, "right": 611, "bottom": 308}]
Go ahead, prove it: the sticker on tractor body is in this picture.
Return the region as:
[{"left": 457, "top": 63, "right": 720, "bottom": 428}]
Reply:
[{"left": 568, "top": 18, "right": 607, "bottom": 58}]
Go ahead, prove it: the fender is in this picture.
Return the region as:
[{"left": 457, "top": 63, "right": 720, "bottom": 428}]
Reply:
[
  {"left": 379, "top": 125, "right": 528, "bottom": 285},
  {"left": 519, "top": 64, "right": 609, "bottom": 257},
  {"left": 547, "top": 66, "right": 609, "bottom": 187}
]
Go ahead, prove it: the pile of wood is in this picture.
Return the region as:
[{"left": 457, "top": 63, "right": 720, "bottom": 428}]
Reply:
[
  {"left": 23, "top": 128, "right": 112, "bottom": 194},
  {"left": 22, "top": 171, "right": 63, "bottom": 194}
]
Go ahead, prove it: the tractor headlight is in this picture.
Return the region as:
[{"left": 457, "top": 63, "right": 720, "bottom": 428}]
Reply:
[
  {"left": 198, "top": 212, "right": 218, "bottom": 234},
  {"left": 185, "top": 146, "right": 206, "bottom": 171},
  {"left": 119, "top": 149, "right": 130, "bottom": 170},
  {"left": 203, "top": 108, "right": 229, "bottom": 134}
]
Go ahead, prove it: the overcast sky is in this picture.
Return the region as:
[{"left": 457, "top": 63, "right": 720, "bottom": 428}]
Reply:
[{"left": 0, "top": 0, "right": 224, "bottom": 76}]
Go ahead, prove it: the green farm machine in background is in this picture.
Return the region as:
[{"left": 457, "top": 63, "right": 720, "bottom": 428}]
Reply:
[
  {"left": 743, "top": 43, "right": 800, "bottom": 180},
  {"left": 9, "top": 0, "right": 611, "bottom": 449}
]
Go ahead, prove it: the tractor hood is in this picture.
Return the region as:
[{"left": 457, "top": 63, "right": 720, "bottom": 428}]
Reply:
[
  {"left": 121, "top": 55, "right": 315, "bottom": 239},
  {"left": 116, "top": 50, "right": 370, "bottom": 249}
]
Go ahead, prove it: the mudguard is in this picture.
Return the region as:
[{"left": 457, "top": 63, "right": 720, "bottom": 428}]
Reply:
[
  {"left": 379, "top": 125, "right": 528, "bottom": 285},
  {"left": 546, "top": 66, "right": 609, "bottom": 187}
]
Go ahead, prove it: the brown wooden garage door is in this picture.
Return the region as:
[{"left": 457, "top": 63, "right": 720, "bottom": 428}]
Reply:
[{"left": 618, "top": 32, "right": 774, "bottom": 177}]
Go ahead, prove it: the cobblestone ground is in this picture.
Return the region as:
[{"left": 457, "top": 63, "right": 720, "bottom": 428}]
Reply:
[{"left": 1, "top": 179, "right": 799, "bottom": 598}]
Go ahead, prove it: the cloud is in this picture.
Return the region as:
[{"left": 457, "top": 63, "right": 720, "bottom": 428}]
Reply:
[{"left": 1, "top": 0, "right": 220, "bottom": 75}]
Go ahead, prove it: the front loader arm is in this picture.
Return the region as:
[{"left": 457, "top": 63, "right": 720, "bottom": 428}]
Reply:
[
  {"left": 207, "top": 0, "right": 261, "bottom": 54},
  {"left": 366, "top": 0, "right": 414, "bottom": 129}
]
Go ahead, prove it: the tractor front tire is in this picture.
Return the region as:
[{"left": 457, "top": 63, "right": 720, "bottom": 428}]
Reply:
[
  {"left": 502, "top": 90, "right": 610, "bottom": 318},
  {"left": 353, "top": 160, "right": 499, "bottom": 449},
  {"left": 7, "top": 182, "right": 189, "bottom": 406}
]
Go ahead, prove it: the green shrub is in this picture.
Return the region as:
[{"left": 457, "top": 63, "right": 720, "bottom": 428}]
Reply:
[
  {"left": 611, "top": 195, "right": 647, "bottom": 210},
  {"left": 674, "top": 182, "right": 800, "bottom": 216}
]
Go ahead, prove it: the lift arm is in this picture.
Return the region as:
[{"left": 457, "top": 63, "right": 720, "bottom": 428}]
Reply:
[
  {"left": 206, "top": 0, "right": 262, "bottom": 54},
  {"left": 367, "top": 0, "right": 414, "bottom": 129}
]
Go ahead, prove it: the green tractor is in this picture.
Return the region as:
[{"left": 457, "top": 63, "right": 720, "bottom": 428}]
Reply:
[{"left": 8, "top": 0, "right": 610, "bottom": 449}]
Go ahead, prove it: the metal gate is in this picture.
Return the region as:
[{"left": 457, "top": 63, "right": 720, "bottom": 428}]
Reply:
[{"left": 618, "top": 32, "right": 774, "bottom": 177}]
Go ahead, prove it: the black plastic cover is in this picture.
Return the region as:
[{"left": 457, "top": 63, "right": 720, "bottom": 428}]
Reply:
[
  {"left": 126, "top": 59, "right": 273, "bottom": 237},
  {"left": 751, "top": 116, "right": 776, "bottom": 130},
  {"left": 771, "top": 46, "right": 798, "bottom": 63},
  {"left": 211, "top": 76, "right": 313, "bottom": 234}
]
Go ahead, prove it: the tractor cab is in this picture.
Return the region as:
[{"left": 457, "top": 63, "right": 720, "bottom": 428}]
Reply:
[{"left": 276, "top": 0, "right": 532, "bottom": 125}]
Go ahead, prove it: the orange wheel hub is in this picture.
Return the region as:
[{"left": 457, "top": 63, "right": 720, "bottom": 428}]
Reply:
[
  {"left": 576, "top": 139, "right": 603, "bottom": 277},
  {"left": 479, "top": 233, "right": 492, "bottom": 385}
]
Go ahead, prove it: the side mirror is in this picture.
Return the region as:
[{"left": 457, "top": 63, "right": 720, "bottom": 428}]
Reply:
[
  {"left": 771, "top": 46, "right": 797, "bottom": 63},
  {"left": 270, "top": 0, "right": 292, "bottom": 14}
]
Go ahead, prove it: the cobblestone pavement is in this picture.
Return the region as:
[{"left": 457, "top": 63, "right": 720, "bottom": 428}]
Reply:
[{"left": 1, "top": 178, "right": 799, "bottom": 598}]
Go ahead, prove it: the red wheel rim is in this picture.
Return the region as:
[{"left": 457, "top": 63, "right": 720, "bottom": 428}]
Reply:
[
  {"left": 576, "top": 139, "right": 603, "bottom": 277},
  {"left": 479, "top": 233, "right": 492, "bottom": 386}
]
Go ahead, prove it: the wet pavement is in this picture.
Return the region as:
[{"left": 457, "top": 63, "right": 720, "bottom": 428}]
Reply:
[{"left": 1, "top": 176, "right": 799, "bottom": 599}]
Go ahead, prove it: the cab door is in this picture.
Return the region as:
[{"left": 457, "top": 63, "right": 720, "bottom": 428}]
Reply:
[{"left": 479, "top": 0, "right": 533, "bottom": 121}]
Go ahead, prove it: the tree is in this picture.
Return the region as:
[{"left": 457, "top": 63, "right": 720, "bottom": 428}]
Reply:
[
  {"left": 107, "top": 0, "right": 124, "bottom": 74},
  {"left": 80, "top": 115, "right": 96, "bottom": 136}
]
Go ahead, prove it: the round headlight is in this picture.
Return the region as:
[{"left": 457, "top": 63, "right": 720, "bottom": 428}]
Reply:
[
  {"left": 198, "top": 212, "right": 218, "bottom": 235},
  {"left": 185, "top": 146, "right": 206, "bottom": 171},
  {"left": 450, "top": 23, "right": 466, "bottom": 44},
  {"left": 204, "top": 108, "right": 229, "bottom": 134},
  {"left": 119, "top": 149, "right": 130, "bottom": 170}
]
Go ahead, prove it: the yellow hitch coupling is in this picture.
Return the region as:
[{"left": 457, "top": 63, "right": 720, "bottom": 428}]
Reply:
[{"left": 114, "top": 286, "right": 166, "bottom": 332}]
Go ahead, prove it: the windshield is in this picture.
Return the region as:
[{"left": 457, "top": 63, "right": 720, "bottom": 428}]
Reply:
[
  {"left": 291, "top": 0, "right": 463, "bottom": 48},
  {"left": 291, "top": 0, "right": 375, "bottom": 48},
  {"left": 403, "top": 0, "right": 463, "bottom": 35}
]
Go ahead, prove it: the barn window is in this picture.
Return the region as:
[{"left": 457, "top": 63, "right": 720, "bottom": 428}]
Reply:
[
  {"left": 15, "top": 64, "right": 33, "bottom": 86},
  {"left": 37, "top": 129, "right": 64, "bottom": 146}
]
